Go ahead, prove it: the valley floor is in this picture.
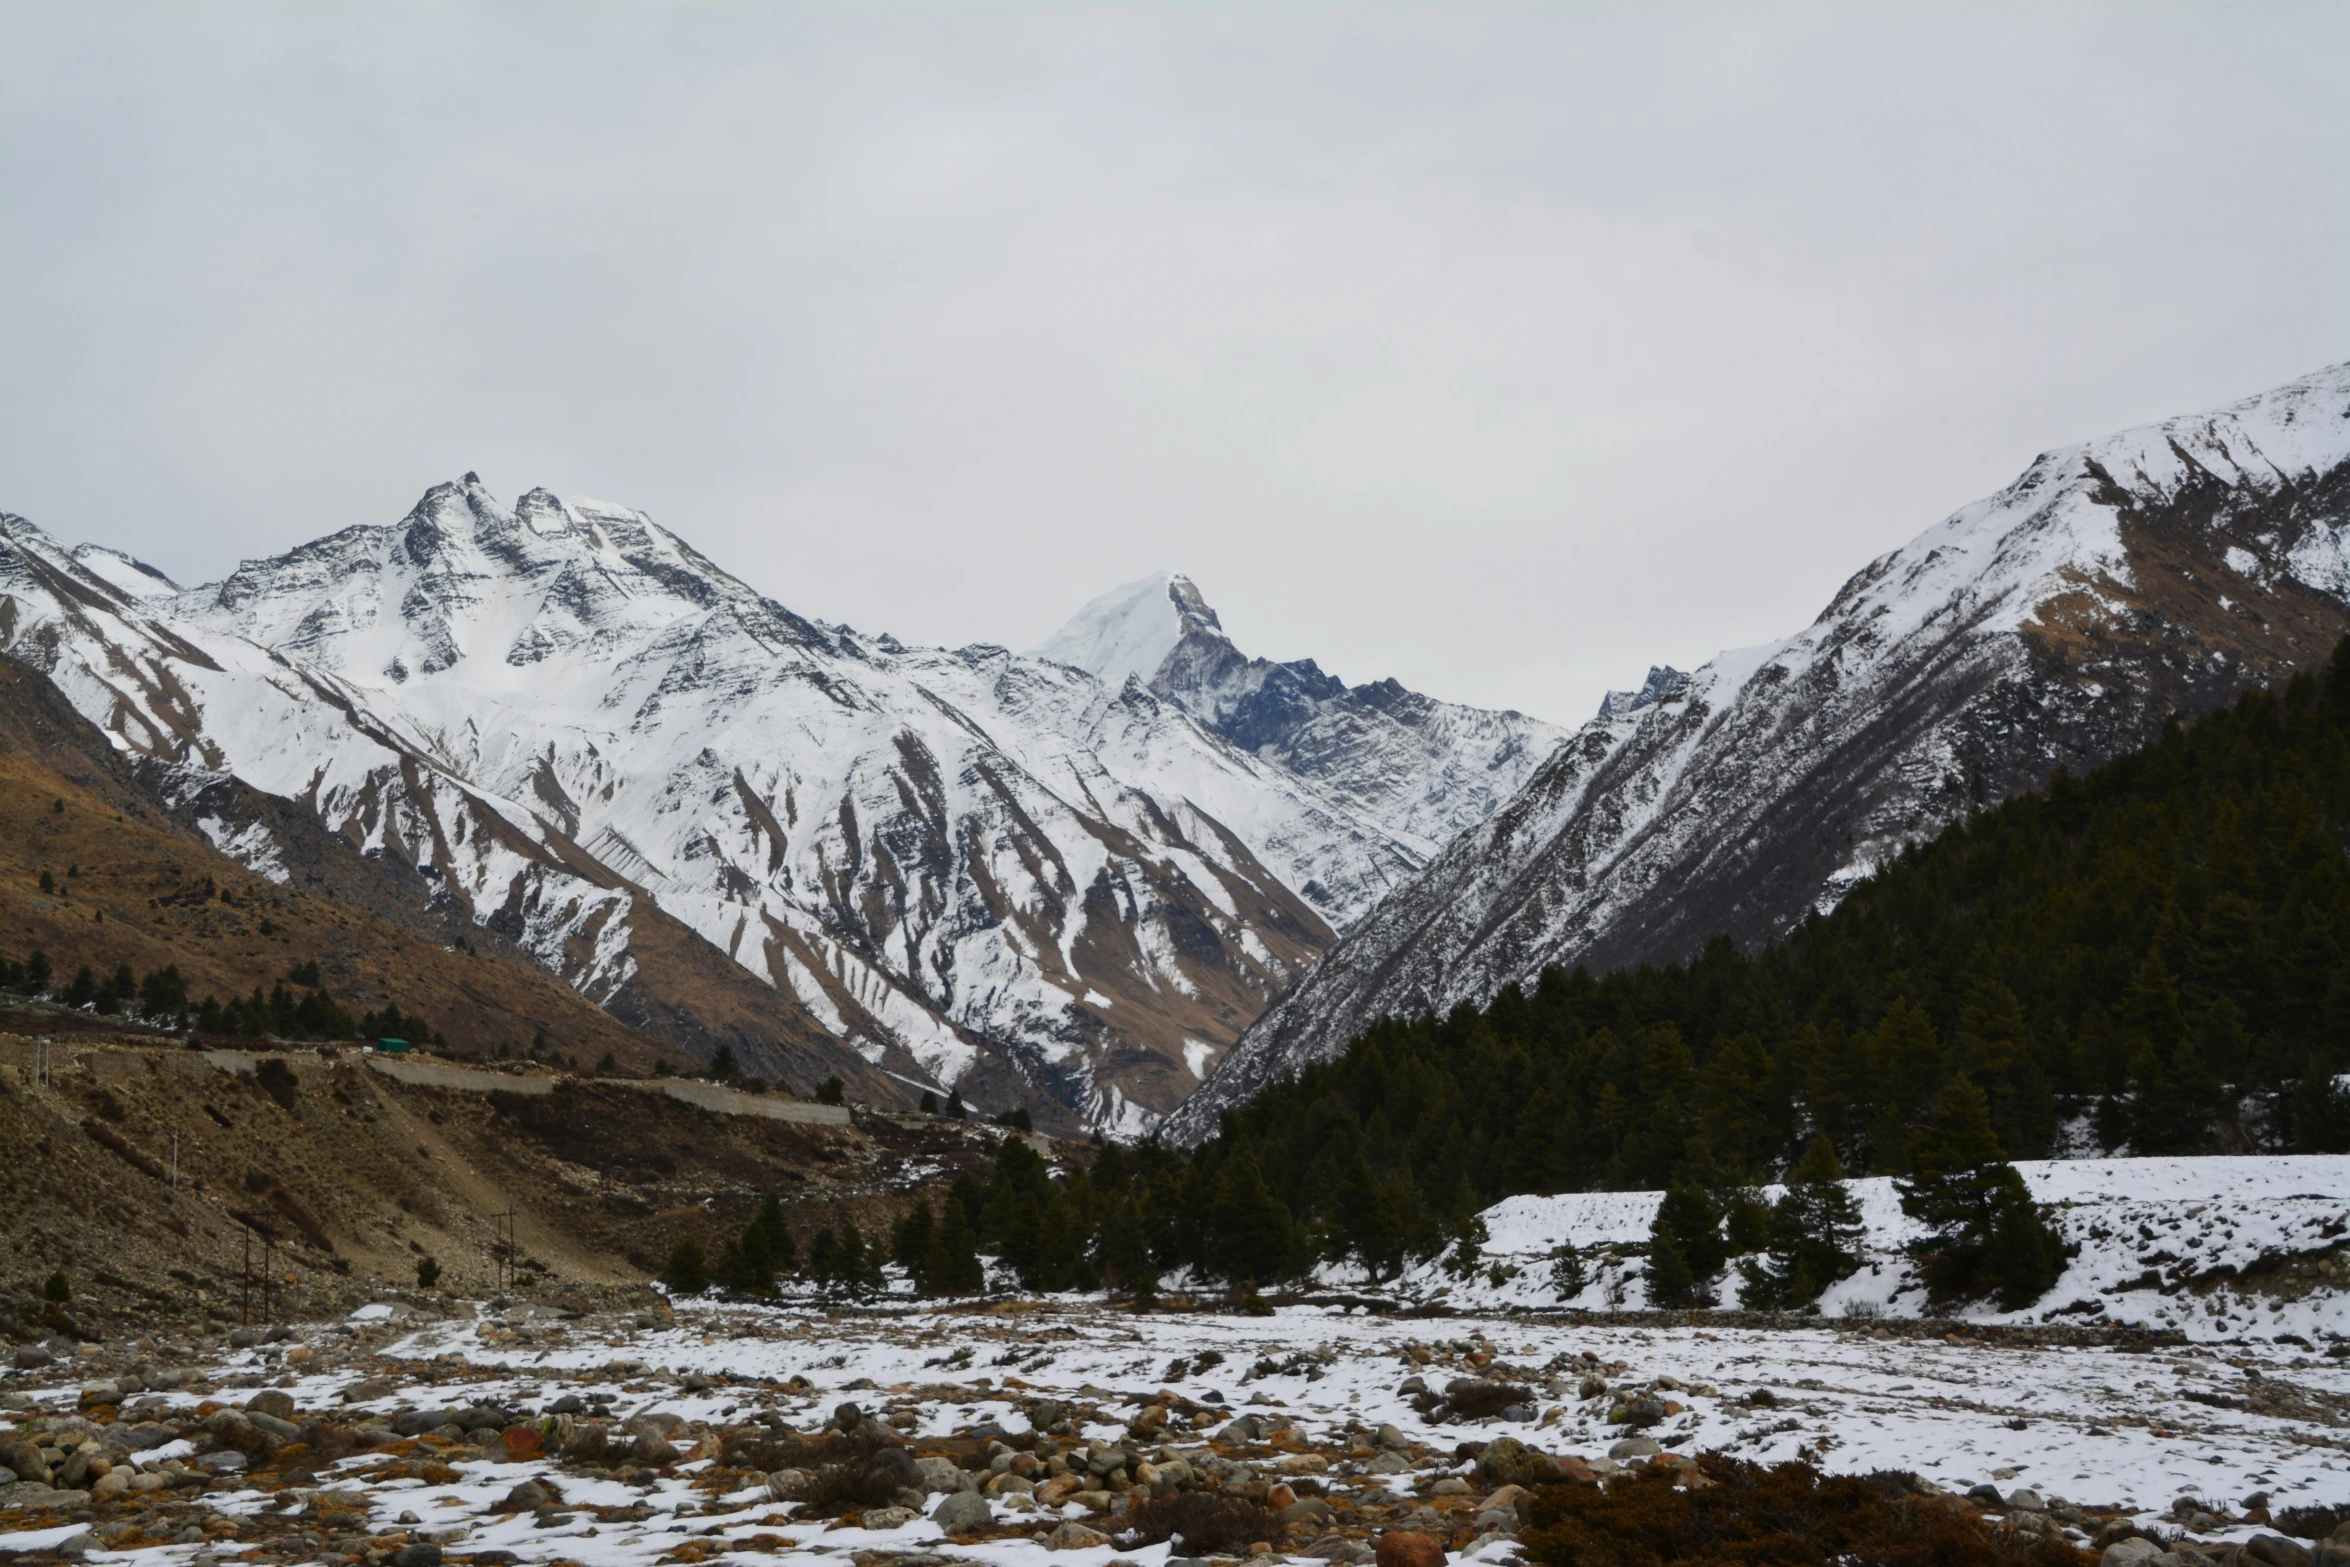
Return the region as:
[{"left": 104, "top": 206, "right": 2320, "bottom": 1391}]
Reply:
[{"left": 4, "top": 1282, "right": 2348, "bottom": 1567}]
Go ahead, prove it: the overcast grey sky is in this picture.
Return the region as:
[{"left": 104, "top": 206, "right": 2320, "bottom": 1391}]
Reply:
[{"left": 4, "top": 4, "right": 2345, "bottom": 723}]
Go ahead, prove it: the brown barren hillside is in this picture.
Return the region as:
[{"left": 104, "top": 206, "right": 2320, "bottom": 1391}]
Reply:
[{"left": 0, "top": 1034, "right": 1011, "bottom": 1343}]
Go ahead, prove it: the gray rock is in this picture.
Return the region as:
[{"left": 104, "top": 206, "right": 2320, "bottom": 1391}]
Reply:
[
  {"left": 245, "top": 1390, "right": 296, "bottom": 1421},
  {"left": 915, "top": 1456, "right": 967, "bottom": 1493},
  {"left": 1968, "top": 1485, "right": 2005, "bottom": 1507},
  {"left": 933, "top": 1491, "right": 994, "bottom": 1535},
  {"left": 196, "top": 1450, "right": 248, "bottom": 1476},
  {"left": 861, "top": 1507, "right": 917, "bottom": 1531},
  {"left": 1, "top": 1440, "right": 49, "bottom": 1486},
  {"left": 1375, "top": 1424, "right": 1409, "bottom": 1450},
  {"left": 1607, "top": 1438, "right": 1662, "bottom": 1461},
  {"left": 1397, "top": 1377, "right": 1428, "bottom": 1397},
  {"left": 391, "top": 1546, "right": 443, "bottom": 1567},
  {"left": 248, "top": 1411, "right": 303, "bottom": 1441},
  {"left": 2103, "top": 1541, "right": 2163, "bottom": 1567},
  {"left": 12, "top": 1346, "right": 53, "bottom": 1371},
  {"left": 2009, "top": 1490, "right": 2046, "bottom": 1512},
  {"left": 1279, "top": 1499, "right": 1337, "bottom": 1528},
  {"left": 1367, "top": 1452, "right": 1412, "bottom": 1474},
  {"left": 499, "top": 1480, "right": 556, "bottom": 1512},
  {"left": 2248, "top": 1538, "right": 2314, "bottom": 1567}
]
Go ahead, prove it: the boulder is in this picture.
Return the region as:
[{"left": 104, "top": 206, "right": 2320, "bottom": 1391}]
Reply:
[
  {"left": 2105, "top": 1542, "right": 2164, "bottom": 1567},
  {"left": 341, "top": 1380, "right": 398, "bottom": 1404},
  {"left": 497, "top": 1480, "right": 556, "bottom": 1513},
  {"left": 248, "top": 1411, "right": 302, "bottom": 1441},
  {"left": 866, "top": 1445, "right": 921, "bottom": 1493},
  {"left": 1, "top": 1441, "right": 49, "bottom": 1487},
  {"left": 915, "top": 1456, "right": 966, "bottom": 1494},
  {"left": 2248, "top": 1539, "right": 2315, "bottom": 1567},
  {"left": 1607, "top": 1437, "right": 1663, "bottom": 1461},
  {"left": 1377, "top": 1531, "right": 1447, "bottom": 1567},
  {"left": 1048, "top": 1522, "right": 1112, "bottom": 1550},
  {"left": 934, "top": 1491, "right": 994, "bottom": 1535},
  {"left": 1475, "top": 1439, "right": 1561, "bottom": 1488},
  {"left": 1279, "top": 1499, "right": 1337, "bottom": 1529},
  {"left": 391, "top": 1546, "right": 443, "bottom": 1567},
  {"left": 861, "top": 1507, "right": 917, "bottom": 1530},
  {"left": 246, "top": 1390, "right": 296, "bottom": 1421},
  {"left": 500, "top": 1427, "right": 543, "bottom": 1462}
]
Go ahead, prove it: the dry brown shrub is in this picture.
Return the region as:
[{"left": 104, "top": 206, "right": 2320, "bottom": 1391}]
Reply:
[
  {"left": 1522, "top": 1457, "right": 2093, "bottom": 1567},
  {"left": 1122, "top": 1492, "right": 1284, "bottom": 1555},
  {"left": 1445, "top": 1382, "right": 1535, "bottom": 1420}
]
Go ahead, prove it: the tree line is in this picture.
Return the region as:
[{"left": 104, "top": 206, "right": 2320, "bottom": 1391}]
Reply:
[
  {"left": 1178, "top": 636, "right": 2350, "bottom": 1287},
  {"left": 1, "top": 949, "right": 445, "bottom": 1048}
]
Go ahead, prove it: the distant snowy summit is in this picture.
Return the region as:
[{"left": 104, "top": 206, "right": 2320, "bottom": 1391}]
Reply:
[
  {"left": 1168, "top": 359, "right": 2350, "bottom": 1143},
  {"left": 1035, "top": 572, "right": 1569, "bottom": 861}
]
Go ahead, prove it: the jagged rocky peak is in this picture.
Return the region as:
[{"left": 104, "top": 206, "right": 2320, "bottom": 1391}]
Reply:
[
  {"left": 1597, "top": 665, "right": 1689, "bottom": 720},
  {"left": 1037, "top": 571, "right": 1570, "bottom": 860},
  {"left": 1032, "top": 571, "right": 1220, "bottom": 690}
]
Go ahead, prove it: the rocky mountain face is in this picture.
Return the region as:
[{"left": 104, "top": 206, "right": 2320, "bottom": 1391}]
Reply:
[
  {"left": 1167, "top": 360, "right": 2350, "bottom": 1143},
  {"left": 0, "top": 481, "right": 1448, "bottom": 1132},
  {"left": 1034, "top": 573, "right": 1568, "bottom": 862}
]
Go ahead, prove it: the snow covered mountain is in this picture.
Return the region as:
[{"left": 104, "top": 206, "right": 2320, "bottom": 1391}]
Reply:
[
  {"left": 1168, "top": 360, "right": 2350, "bottom": 1142},
  {"left": 1035, "top": 574, "right": 1568, "bottom": 860},
  {"left": 1, "top": 478, "right": 1432, "bottom": 1131}
]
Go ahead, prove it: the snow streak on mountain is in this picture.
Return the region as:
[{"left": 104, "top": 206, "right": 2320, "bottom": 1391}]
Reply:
[
  {"left": 0, "top": 479, "right": 1526, "bottom": 1132},
  {"left": 1167, "top": 361, "right": 2350, "bottom": 1143}
]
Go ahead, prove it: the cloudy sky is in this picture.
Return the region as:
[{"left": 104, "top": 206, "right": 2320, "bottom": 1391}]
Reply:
[{"left": 4, "top": 4, "right": 2345, "bottom": 723}]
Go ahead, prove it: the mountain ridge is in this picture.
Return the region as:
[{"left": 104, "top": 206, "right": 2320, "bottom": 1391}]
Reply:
[
  {"left": 0, "top": 482, "right": 1491, "bottom": 1133},
  {"left": 1166, "top": 358, "right": 2350, "bottom": 1143}
]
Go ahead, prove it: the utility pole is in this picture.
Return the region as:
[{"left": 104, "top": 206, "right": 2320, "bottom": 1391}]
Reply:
[{"left": 491, "top": 1210, "right": 517, "bottom": 1293}]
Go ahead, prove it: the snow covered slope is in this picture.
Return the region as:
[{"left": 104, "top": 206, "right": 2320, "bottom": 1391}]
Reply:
[
  {"left": 1411, "top": 1156, "right": 2350, "bottom": 1345},
  {"left": 1, "top": 481, "right": 1427, "bottom": 1130},
  {"left": 1036, "top": 573, "right": 1569, "bottom": 859},
  {"left": 1172, "top": 362, "right": 2350, "bottom": 1141}
]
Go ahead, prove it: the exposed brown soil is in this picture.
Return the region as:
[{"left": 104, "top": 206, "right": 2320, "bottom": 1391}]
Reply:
[{"left": 0, "top": 1034, "right": 1015, "bottom": 1344}]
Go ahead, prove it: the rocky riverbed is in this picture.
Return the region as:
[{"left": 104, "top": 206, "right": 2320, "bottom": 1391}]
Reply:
[{"left": 6, "top": 1294, "right": 2350, "bottom": 1567}]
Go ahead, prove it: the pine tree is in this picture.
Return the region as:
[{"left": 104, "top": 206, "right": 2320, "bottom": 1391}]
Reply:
[
  {"left": 807, "top": 1226, "right": 840, "bottom": 1288},
  {"left": 1897, "top": 1078, "right": 2067, "bottom": 1308},
  {"left": 837, "top": 1221, "right": 884, "bottom": 1295},
  {"left": 1207, "top": 1150, "right": 1294, "bottom": 1285},
  {"left": 923, "top": 1196, "right": 986, "bottom": 1295},
  {"left": 1645, "top": 1231, "right": 1697, "bottom": 1309},
  {"left": 1743, "top": 1133, "right": 1864, "bottom": 1310},
  {"left": 2289, "top": 1056, "right": 2350, "bottom": 1153},
  {"left": 662, "top": 1238, "right": 709, "bottom": 1295},
  {"left": 892, "top": 1203, "right": 936, "bottom": 1281},
  {"left": 1650, "top": 1182, "right": 1726, "bottom": 1298}
]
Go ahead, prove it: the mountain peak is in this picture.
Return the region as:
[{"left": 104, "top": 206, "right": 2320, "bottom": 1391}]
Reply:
[
  {"left": 1597, "top": 665, "right": 1689, "bottom": 720},
  {"left": 1032, "top": 572, "right": 1224, "bottom": 689}
]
